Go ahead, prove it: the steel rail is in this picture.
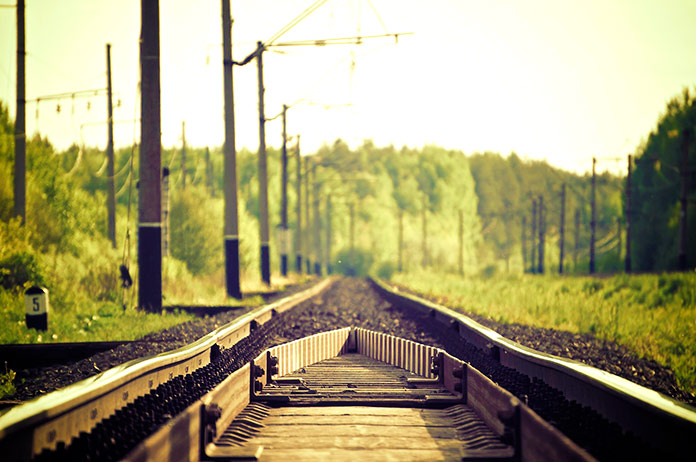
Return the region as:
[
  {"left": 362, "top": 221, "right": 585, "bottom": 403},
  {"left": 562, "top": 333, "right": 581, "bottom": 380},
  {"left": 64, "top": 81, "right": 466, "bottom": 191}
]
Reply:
[
  {"left": 122, "top": 327, "right": 594, "bottom": 462},
  {"left": 369, "top": 277, "right": 696, "bottom": 458},
  {"left": 0, "top": 277, "right": 336, "bottom": 461}
]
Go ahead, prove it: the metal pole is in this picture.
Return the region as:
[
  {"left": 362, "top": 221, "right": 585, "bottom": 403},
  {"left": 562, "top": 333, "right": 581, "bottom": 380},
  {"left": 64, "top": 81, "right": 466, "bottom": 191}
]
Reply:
[
  {"left": 398, "top": 208, "right": 403, "bottom": 272},
  {"left": 138, "top": 0, "right": 163, "bottom": 312},
  {"left": 222, "top": 0, "right": 241, "bottom": 298},
  {"left": 312, "top": 162, "right": 322, "bottom": 275},
  {"left": 304, "top": 156, "right": 311, "bottom": 273},
  {"left": 326, "top": 194, "right": 332, "bottom": 274},
  {"left": 530, "top": 199, "right": 537, "bottom": 274},
  {"left": 422, "top": 194, "right": 427, "bottom": 268},
  {"left": 538, "top": 195, "right": 544, "bottom": 274},
  {"left": 205, "top": 147, "right": 213, "bottom": 197},
  {"left": 280, "top": 104, "right": 288, "bottom": 276},
  {"left": 162, "top": 167, "right": 170, "bottom": 257},
  {"left": 458, "top": 209, "right": 463, "bottom": 275},
  {"left": 574, "top": 209, "right": 580, "bottom": 268},
  {"left": 14, "top": 0, "right": 26, "bottom": 224},
  {"left": 295, "top": 136, "right": 302, "bottom": 272},
  {"left": 678, "top": 128, "right": 692, "bottom": 271},
  {"left": 106, "top": 43, "right": 116, "bottom": 248},
  {"left": 590, "top": 157, "right": 596, "bottom": 274},
  {"left": 625, "top": 154, "right": 632, "bottom": 273},
  {"left": 521, "top": 215, "right": 527, "bottom": 273},
  {"left": 559, "top": 183, "right": 566, "bottom": 274},
  {"left": 256, "top": 41, "right": 271, "bottom": 285},
  {"left": 181, "top": 121, "right": 186, "bottom": 190}
]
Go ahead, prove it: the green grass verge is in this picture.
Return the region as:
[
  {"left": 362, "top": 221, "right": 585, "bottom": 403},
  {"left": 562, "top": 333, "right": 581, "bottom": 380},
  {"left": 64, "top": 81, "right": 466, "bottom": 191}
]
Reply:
[{"left": 390, "top": 271, "right": 696, "bottom": 395}]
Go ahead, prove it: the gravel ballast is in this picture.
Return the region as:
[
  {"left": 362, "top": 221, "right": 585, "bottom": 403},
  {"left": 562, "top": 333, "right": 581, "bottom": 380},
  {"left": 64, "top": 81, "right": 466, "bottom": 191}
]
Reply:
[{"left": 6, "top": 277, "right": 694, "bottom": 461}]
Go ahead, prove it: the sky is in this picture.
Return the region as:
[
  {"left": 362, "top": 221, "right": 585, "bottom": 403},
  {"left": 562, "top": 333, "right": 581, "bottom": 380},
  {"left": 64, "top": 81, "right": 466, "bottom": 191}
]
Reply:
[{"left": 0, "top": 0, "right": 695, "bottom": 175}]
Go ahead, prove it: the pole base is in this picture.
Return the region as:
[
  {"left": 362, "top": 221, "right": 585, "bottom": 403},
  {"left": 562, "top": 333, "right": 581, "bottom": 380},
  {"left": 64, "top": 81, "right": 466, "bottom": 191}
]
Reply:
[
  {"left": 138, "top": 225, "right": 162, "bottom": 312},
  {"left": 261, "top": 244, "right": 271, "bottom": 285},
  {"left": 225, "top": 238, "right": 242, "bottom": 299}
]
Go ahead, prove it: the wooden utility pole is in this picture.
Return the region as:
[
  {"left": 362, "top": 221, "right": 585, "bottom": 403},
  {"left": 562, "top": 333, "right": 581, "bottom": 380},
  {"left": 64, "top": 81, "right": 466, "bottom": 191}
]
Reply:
[
  {"left": 326, "top": 194, "right": 332, "bottom": 274},
  {"left": 106, "top": 43, "right": 116, "bottom": 248},
  {"left": 280, "top": 104, "right": 288, "bottom": 276},
  {"left": 559, "top": 183, "right": 566, "bottom": 274},
  {"left": 295, "top": 136, "right": 302, "bottom": 272},
  {"left": 530, "top": 199, "right": 537, "bottom": 274},
  {"left": 678, "top": 128, "right": 692, "bottom": 271},
  {"left": 590, "top": 157, "right": 596, "bottom": 274},
  {"left": 181, "top": 121, "right": 186, "bottom": 189},
  {"left": 222, "top": 0, "right": 241, "bottom": 298},
  {"left": 14, "top": 0, "right": 26, "bottom": 224},
  {"left": 458, "top": 209, "right": 464, "bottom": 275},
  {"left": 138, "top": 0, "right": 163, "bottom": 312},
  {"left": 304, "top": 156, "right": 311, "bottom": 273},
  {"left": 256, "top": 41, "right": 270, "bottom": 285},
  {"left": 625, "top": 154, "right": 632, "bottom": 273},
  {"left": 538, "top": 195, "right": 544, "bottom": 274}
]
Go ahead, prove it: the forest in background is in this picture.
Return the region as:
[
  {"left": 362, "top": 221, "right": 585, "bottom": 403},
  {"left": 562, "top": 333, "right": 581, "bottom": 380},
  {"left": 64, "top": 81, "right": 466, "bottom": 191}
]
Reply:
[{"left": 0, "top": 87, "right": 695, "bottom": 312}]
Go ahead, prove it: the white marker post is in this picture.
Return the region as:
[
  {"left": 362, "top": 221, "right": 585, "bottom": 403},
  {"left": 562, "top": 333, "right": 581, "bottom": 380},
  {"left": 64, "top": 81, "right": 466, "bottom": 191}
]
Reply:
[{"left": 25, "top": 286, "right": 49, "bottom": 330}]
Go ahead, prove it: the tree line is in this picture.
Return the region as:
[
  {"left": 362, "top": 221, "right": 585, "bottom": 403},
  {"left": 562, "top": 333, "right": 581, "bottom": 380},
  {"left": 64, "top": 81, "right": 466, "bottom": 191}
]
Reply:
[{"left": 1, "top": 87, "right": 694, "bottom": 300}]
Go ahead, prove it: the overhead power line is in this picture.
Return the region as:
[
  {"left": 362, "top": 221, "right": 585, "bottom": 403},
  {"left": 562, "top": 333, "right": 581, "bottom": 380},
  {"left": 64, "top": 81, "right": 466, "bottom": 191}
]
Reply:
[
  {"left": 272, "top": 32, "right": 410, "bottom": 47},
  {"left": 266, "top": 0, "right": 329, "bottom": 46}
]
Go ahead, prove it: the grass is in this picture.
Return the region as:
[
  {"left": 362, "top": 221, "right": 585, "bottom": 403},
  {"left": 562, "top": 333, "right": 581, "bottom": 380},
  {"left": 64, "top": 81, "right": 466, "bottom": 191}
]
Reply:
[{"left": 390, "top": 270, "right": 696, "bottom": 395}]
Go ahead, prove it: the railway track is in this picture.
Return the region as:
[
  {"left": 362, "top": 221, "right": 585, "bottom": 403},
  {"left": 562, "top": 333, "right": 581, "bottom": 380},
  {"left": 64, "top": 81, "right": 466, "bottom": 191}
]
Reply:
[{"left": 0, "top": 277, "right": 694, "bottom": 461}]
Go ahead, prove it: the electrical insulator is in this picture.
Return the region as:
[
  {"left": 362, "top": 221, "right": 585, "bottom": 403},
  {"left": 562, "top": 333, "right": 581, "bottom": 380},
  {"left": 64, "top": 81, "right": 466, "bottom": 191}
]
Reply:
[
  {"left": 87, "top": 101, "right": 91, "bottom": 111},
  {"left": 56, "top": 104, "right": 61, "bottom": 114}
]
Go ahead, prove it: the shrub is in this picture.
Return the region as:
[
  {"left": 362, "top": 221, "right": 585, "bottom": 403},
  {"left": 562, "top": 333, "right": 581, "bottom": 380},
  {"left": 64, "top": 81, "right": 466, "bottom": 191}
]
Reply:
[
  {"left": 0, "top": 251, "right": 45, "bottom": 290},
  {"left": 375, "top": 261, "right": 396, "bottom": 280},
  {"left": 334, "top": 248, "right": 374, "bottom": 277}
]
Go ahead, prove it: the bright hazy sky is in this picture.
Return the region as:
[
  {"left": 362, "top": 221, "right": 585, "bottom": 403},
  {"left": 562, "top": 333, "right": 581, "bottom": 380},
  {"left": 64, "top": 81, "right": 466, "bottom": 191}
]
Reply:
[{"left": 0, "top": 0, "right": 695, "bottom": 174}]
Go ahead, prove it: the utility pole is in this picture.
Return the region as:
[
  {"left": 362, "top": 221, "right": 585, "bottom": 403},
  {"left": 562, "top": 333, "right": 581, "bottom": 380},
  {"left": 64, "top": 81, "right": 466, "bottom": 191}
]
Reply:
[
  {"left": 559, "top": 183, "right": 566, "bottom": 274},
  {"left": 295, "top": 136, "right": 302, "bottom": 272},
  {"left": 138, "top": 0, "right": 163, "bottom": 312},
  {"left": 256, "top": 41, "right": 270, "bottom": 285},
  {"left": 304, "top": 156, "right": 311, "bottom": 273},
  {"left": 14, "top": 0, "right": 26, "bottom": 224},
  {"left": 617, "top": 218, "right": 622, "bottom": 263},
  {"left": 222, "top": 0, "right": 241, "bottom": 298},
  {"left": 625, "top": 154, "right": 632, "bottom": 273},
  {"left": 590, "top": 157, "right": 596, "bottom": 274},
  {"left": 326, "top": 194, "right": 332, "bottom": 274},
  {"left": 181, "top": 121, "right": 186, "bottom": 189},
  {"left": 521, "top": 215, "right": 527, "bottom": 273},
  {"left": 530, "top": 199, "right": 537, "bottom": 274},
  {"left": 574, "top": 209, "right": 580, "bottom": 268},
  {"left": 538, "top": 195, "right": 544, "bottom": 274},
  {"left": 678, "top": 128, "right": 692, "bottom": 271},
  {"left": 312, "top": 162, "right": 322, "bottom": 275},
  {"left": 398, "top": 208, "right": 403, "bottom": 272},
  {"left": 106, "top": 43, "right": 116, "bottom": 248},
  {"left": 280, "top": 104, "right": 288, "bottom": 276},
  {"left": 422, "top": 194, "right": 428, "bottom": 268},
  {"left": 205, "top": 147, "right": 213, "bottom": 197},
  {"left": 162, "top": 167, "right": 170, "bottom": 257},
  {"left": 458, "top": 209, "right": 464, "bottom": 275}
]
